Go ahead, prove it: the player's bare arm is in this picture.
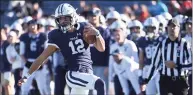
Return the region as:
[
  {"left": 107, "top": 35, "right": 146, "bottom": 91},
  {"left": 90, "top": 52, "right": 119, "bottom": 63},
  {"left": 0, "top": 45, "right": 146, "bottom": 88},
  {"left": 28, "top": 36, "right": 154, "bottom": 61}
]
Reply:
[
  {"left": 18, "top": 45, "right": 57, "bottom": 86},
  {"left": 84, "top": 25, "right": 105, "bottom": 52},
  {"left": 139, "top": 48, "right": 144, "bottom": 70}
]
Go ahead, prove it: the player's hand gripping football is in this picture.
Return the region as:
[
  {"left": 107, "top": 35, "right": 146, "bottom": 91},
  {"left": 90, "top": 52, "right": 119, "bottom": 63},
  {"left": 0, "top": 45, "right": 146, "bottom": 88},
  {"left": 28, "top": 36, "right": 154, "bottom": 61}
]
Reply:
[
  {"left": 18, "top": 77, "right": 28, "bottom": 86},
  {"left": 83, "top": 24, "right": 99, "bottom": 36}
]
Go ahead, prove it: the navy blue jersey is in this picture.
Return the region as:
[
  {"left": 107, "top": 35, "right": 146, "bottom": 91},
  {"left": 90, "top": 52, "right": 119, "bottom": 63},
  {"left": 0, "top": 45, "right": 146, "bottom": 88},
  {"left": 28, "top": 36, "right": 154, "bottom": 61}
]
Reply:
[
  {"left": 19, "top": 32, "right": 46, "bottom": 59},
  {"left": 90, "top": 26, "right": 110, "bottom": 66},
  {"left": 138, "top": 36, "right": 164, "bottom": 65},
  {"left": 47, "top": 22, "right": 93, "bottom": 71},
  {"left": 0, "top": 41, "right": 11, "bottom": 72}
]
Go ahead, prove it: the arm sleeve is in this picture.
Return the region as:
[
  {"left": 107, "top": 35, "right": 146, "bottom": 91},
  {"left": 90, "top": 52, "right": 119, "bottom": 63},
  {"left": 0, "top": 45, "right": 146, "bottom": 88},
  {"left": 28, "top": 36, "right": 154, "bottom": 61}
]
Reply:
[
  {"left": 6, "top": 46, "right": 12, "bottom": 64},
  {"left": 19, "top": 41, "right": 25, "bottom": 55},
  {"left": 47, "top": 31, "right": 60, "bottom": 49},
  {"left": 130, "top": 41, "right": 139, "bottom": 63},
  {"left": 108, "top": 56, "right": 115, "bottom": 82},
  {"left": 108, "top": 44, "right": 115, "bottom": 82},
  {"left": 180, "top": 42, "right": 192, "bottom": 70},
  {"left": 146, "top": 43, "right": 162, "bottom": 80}
]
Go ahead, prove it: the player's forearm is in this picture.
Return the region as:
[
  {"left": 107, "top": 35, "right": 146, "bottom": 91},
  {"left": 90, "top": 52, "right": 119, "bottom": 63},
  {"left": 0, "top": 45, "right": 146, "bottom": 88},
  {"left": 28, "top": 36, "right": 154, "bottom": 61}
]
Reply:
[
  {"left": 20, "top": 55, "right": 27, "bottom": 63},
  {"left": 94, "top": 35, "right": 105, "bottom": 52},
  {"left": 28, "top": 55, "right": 46, "bottom": 75},
  {"left": 27, "top": 45, "right": 57, "bottom": 76}
]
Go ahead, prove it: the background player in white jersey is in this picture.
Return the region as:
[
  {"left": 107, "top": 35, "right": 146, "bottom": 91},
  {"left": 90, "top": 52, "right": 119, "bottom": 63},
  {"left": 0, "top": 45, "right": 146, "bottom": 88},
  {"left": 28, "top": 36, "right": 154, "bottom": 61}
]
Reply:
[
  {"left": 138, "top": 17, "right": 164, "bottom": 95},
  {"left": 108, "top": 20, "right": 139, "bottom": 95},
  {"left": 183, "top": 17, "right": 192, "bottom": 95},
  {"left": 18, "top": 3, "right": 106, "bottom": 95},
  {"left": 110, "top": 49, "right": 142, "bottom": 95}
]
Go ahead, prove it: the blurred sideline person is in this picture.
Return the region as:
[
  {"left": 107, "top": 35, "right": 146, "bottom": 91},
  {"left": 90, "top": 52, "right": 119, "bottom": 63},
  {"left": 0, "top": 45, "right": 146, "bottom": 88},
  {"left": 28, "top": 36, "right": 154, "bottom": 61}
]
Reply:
[
  {"left": 1, "top": 31, "right": 15, "bottom": 95},
  {"left": 18, "top": 3, "right": 106, "bottom": 95},
  {"left": 19, "top": 19, "right": 47, "bottom": 95},
  {"left": 87, "top": 7, "right": 111, "bottom": 94},
  {"left": 6, "top": 30, "right": 23, "bottom": 95},
  {"left": 110, "top": 49, "right": 143, "bottom": 95},
  {"left": 109, "top": 20, "right": 139, "bottom": 95},
  {"left": 127, "top": 20, "right": 145, "bottom": 45},
  {"left": 183, "top": 17, "right": 192, "bottom": 95},
  {"left": 106, "top": 10, "right": 121, "bottom": 45},
  {"left": 53, "top": 51, "right": 69, "bottom": 95},
  {"left": 138, "top": 17, "right": 164, "bottom": 95},
  {"left": 0, "top": 27, "right": 9, "bottom": 95}
]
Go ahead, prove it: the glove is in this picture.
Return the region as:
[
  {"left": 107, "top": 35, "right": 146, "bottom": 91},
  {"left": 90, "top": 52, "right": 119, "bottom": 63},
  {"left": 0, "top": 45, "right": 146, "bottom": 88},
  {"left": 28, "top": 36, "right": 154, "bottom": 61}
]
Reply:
[
  {"left": 138, "top": 76, "right": 149, "bottom": 85},
  {"left": 138, "top": 76, "right": 144, "bottom": 85}
]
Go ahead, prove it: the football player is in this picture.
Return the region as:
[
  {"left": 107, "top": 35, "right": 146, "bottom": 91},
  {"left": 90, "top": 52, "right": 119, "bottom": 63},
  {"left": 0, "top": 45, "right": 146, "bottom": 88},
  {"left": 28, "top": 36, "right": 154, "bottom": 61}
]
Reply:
[
  {"left": 183, "top": 17, "right": 192, "bottom": 95},
  {"left": 18, "top": 3, "right": 106, "bottom": 95},
  {"left": 19, "top": 19, "right": 47, "bottom": 95},
  {"left": 155, "top": 15, "right": 168, "bottom": 37},
  {"left": 138, "top": 17, "right": 164, "bottom": 95},
  {"left": 110, "top": 49, "right": 142, "bottom": 95},
  {"left": 109, "top": 20, "right": 139, "bottom": 95},
  {"left": 127, "top": 20, "right": 145, "bottom": 45}
]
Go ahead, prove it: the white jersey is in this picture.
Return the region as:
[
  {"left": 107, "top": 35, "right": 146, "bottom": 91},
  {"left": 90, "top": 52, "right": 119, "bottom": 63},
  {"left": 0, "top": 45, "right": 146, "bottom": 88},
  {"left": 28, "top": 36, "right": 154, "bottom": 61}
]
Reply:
[
  {"left": 6, "top": 44, "right": 24, "bottom": 70},
  {"left": 109, "top": 39, "right": 139, "bottom": 81},
  {"left": 112, "top": 56, "right": 141, "bottom": 94},
  {"left": 183, "top": 34, "right": 192, "bottom": 46},
  {"left": 113, "top": 56, "right": 139, "bottom": 75}
]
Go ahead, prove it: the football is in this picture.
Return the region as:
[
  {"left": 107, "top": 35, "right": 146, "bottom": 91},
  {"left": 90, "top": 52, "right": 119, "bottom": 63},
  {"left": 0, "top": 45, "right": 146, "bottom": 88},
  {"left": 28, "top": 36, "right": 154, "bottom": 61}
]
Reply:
[{"left": 83, "top": 32, "right": 96, "bottom": 44}]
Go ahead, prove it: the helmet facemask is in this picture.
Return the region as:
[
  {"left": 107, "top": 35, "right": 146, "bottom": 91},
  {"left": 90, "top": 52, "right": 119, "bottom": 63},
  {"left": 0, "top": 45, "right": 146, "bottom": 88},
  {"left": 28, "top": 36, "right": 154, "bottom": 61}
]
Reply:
[{"left": 54, "top": 3, "right": 78, "bottom": 33}]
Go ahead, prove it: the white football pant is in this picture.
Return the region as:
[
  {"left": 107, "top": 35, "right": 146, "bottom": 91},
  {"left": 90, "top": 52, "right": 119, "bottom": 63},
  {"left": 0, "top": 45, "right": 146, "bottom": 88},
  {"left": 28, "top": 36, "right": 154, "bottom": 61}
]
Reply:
[{"left": 66, "top": 71, "right": 100, "bottom": 95}]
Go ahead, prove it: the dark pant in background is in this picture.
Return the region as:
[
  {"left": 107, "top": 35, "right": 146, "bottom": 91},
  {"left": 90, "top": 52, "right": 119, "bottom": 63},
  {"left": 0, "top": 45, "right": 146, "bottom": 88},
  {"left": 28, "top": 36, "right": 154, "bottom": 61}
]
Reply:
[
  {"left": 13, "top": 68, "right": 22, "bottom": 95},
  {"left": 54, "top": 66, "right": 68, "bottom": 95},
  {"left": 188, "top": 73, "right": 192, "bottom": 95},
  {"left": 159, "top": 75, "right": 189, "bottom": 95},
  {"left": 114, "top": 75, "right": 136, "bottom": 95}
]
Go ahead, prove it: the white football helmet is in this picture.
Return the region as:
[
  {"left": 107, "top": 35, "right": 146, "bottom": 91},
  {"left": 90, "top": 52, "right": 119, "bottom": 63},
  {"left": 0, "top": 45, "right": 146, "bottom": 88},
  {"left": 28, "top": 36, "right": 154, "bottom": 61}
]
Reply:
[
  {"left": 54, "top": 3, "right": 79, "bottom": 33},
  {"left": 128, "top": 20, "right": 143, "bottom": 30},
  {"left": 23, "top": 16, "right": 33, "bottom": 23},
  {"left": 109, "top": 20, "right": 126, "bottom": 30},
  {"left": 156, "top": 15, "right": 167, "bottom": 28},
  {"left": 174, "top": 14, "right": 187, "bottom": 24},
  {"left": 144, "top": 17, "right": 159, "bottom": 33},
  {"left": 109, "top": 20, "right": 127, "bottom": 36},
  {"left": 120, "top": 14, "right": 130, "bottom": 24},
  {"left": 37, "top": 18, "right": 46, "bottom": 26},
  {"left": 161, "top": 12, "right": 172, "bottom": 21},
  {"left": 106, "top": 11, "right": 120, "bottom": 20},
  {"left": 46, "top": 18, "right": 56, "bottom": 27}
]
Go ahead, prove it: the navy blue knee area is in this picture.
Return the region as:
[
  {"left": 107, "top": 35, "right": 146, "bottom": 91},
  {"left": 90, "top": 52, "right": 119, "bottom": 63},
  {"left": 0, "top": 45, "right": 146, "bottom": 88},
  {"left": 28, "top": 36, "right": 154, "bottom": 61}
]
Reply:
[
  {"left": 95, "top": 78, "right": 105, "bottom": 89},
  {"left": 95, "top": 78, "right": 106, "bottom": 95}
]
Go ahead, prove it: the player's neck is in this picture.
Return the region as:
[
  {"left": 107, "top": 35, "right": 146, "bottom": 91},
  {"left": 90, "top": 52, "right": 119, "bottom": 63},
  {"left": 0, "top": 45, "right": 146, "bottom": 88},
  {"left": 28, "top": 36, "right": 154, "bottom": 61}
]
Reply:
[
  {"left": 68, "top": 27, "right": 75, "bottom": 32},
  {"left": 118, "top": 39, "right": 125, "bottom": 46},
  {"left": 93, "top": 23, "right": 100, "bottom": 28},
  {"left": 30, "top": 31, "right": 39, "bottom": 35},
  {"left": 116, "top": 59, "right": 122, "bottom": 64}
]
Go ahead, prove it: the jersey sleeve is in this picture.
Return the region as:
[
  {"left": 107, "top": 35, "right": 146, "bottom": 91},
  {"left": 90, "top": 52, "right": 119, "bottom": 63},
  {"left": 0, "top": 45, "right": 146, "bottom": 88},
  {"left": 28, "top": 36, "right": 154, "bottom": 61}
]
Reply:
[{"left": 47, "top": 30, "right": 60, "bottom": 49}]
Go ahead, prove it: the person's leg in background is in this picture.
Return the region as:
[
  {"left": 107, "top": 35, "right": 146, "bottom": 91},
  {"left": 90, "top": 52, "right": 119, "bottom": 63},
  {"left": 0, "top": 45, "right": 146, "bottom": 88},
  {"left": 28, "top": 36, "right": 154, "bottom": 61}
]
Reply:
[
  {"left": 159, "top": 76, "right": 171, "bottom": 95},
  {"left": 0, "top": 73, "right": 3, "bottom": 95},
  {"left": 114, "top": 75, "right": 124, "bottom": 95},
  {"left": 188, "top": 73, "right": 192, "bottom": 95},
  {"left": 13, "top": 68, "right": 22, "bottom": 95},
  {"left": 93, "top": 66, "right": 108, "bottom": 94},
  {"left": 54, "top": 66, "right": 68, "bottom": 95},
  {"left": 2, "top": 72, "right": 15, "bottom": 95},
  {"left": 172, "top": 78, "right": 189, "bottom": 95},
  {"left": 21, "top": 67, "right": 35, "bottom": 95}
]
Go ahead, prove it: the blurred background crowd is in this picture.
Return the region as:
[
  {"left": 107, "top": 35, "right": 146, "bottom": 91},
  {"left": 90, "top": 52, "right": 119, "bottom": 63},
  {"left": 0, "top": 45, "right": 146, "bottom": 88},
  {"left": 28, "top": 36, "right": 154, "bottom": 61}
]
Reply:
[{"left": 0, "top": 0, "right": 192, "bottom": 95}]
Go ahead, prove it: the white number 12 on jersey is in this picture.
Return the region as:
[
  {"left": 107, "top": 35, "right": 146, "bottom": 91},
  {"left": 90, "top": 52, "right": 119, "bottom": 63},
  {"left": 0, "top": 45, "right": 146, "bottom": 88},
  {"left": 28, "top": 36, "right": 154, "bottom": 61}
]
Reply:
[{"left": 69, "top": 39, "right": 85, "bottom": 54}]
